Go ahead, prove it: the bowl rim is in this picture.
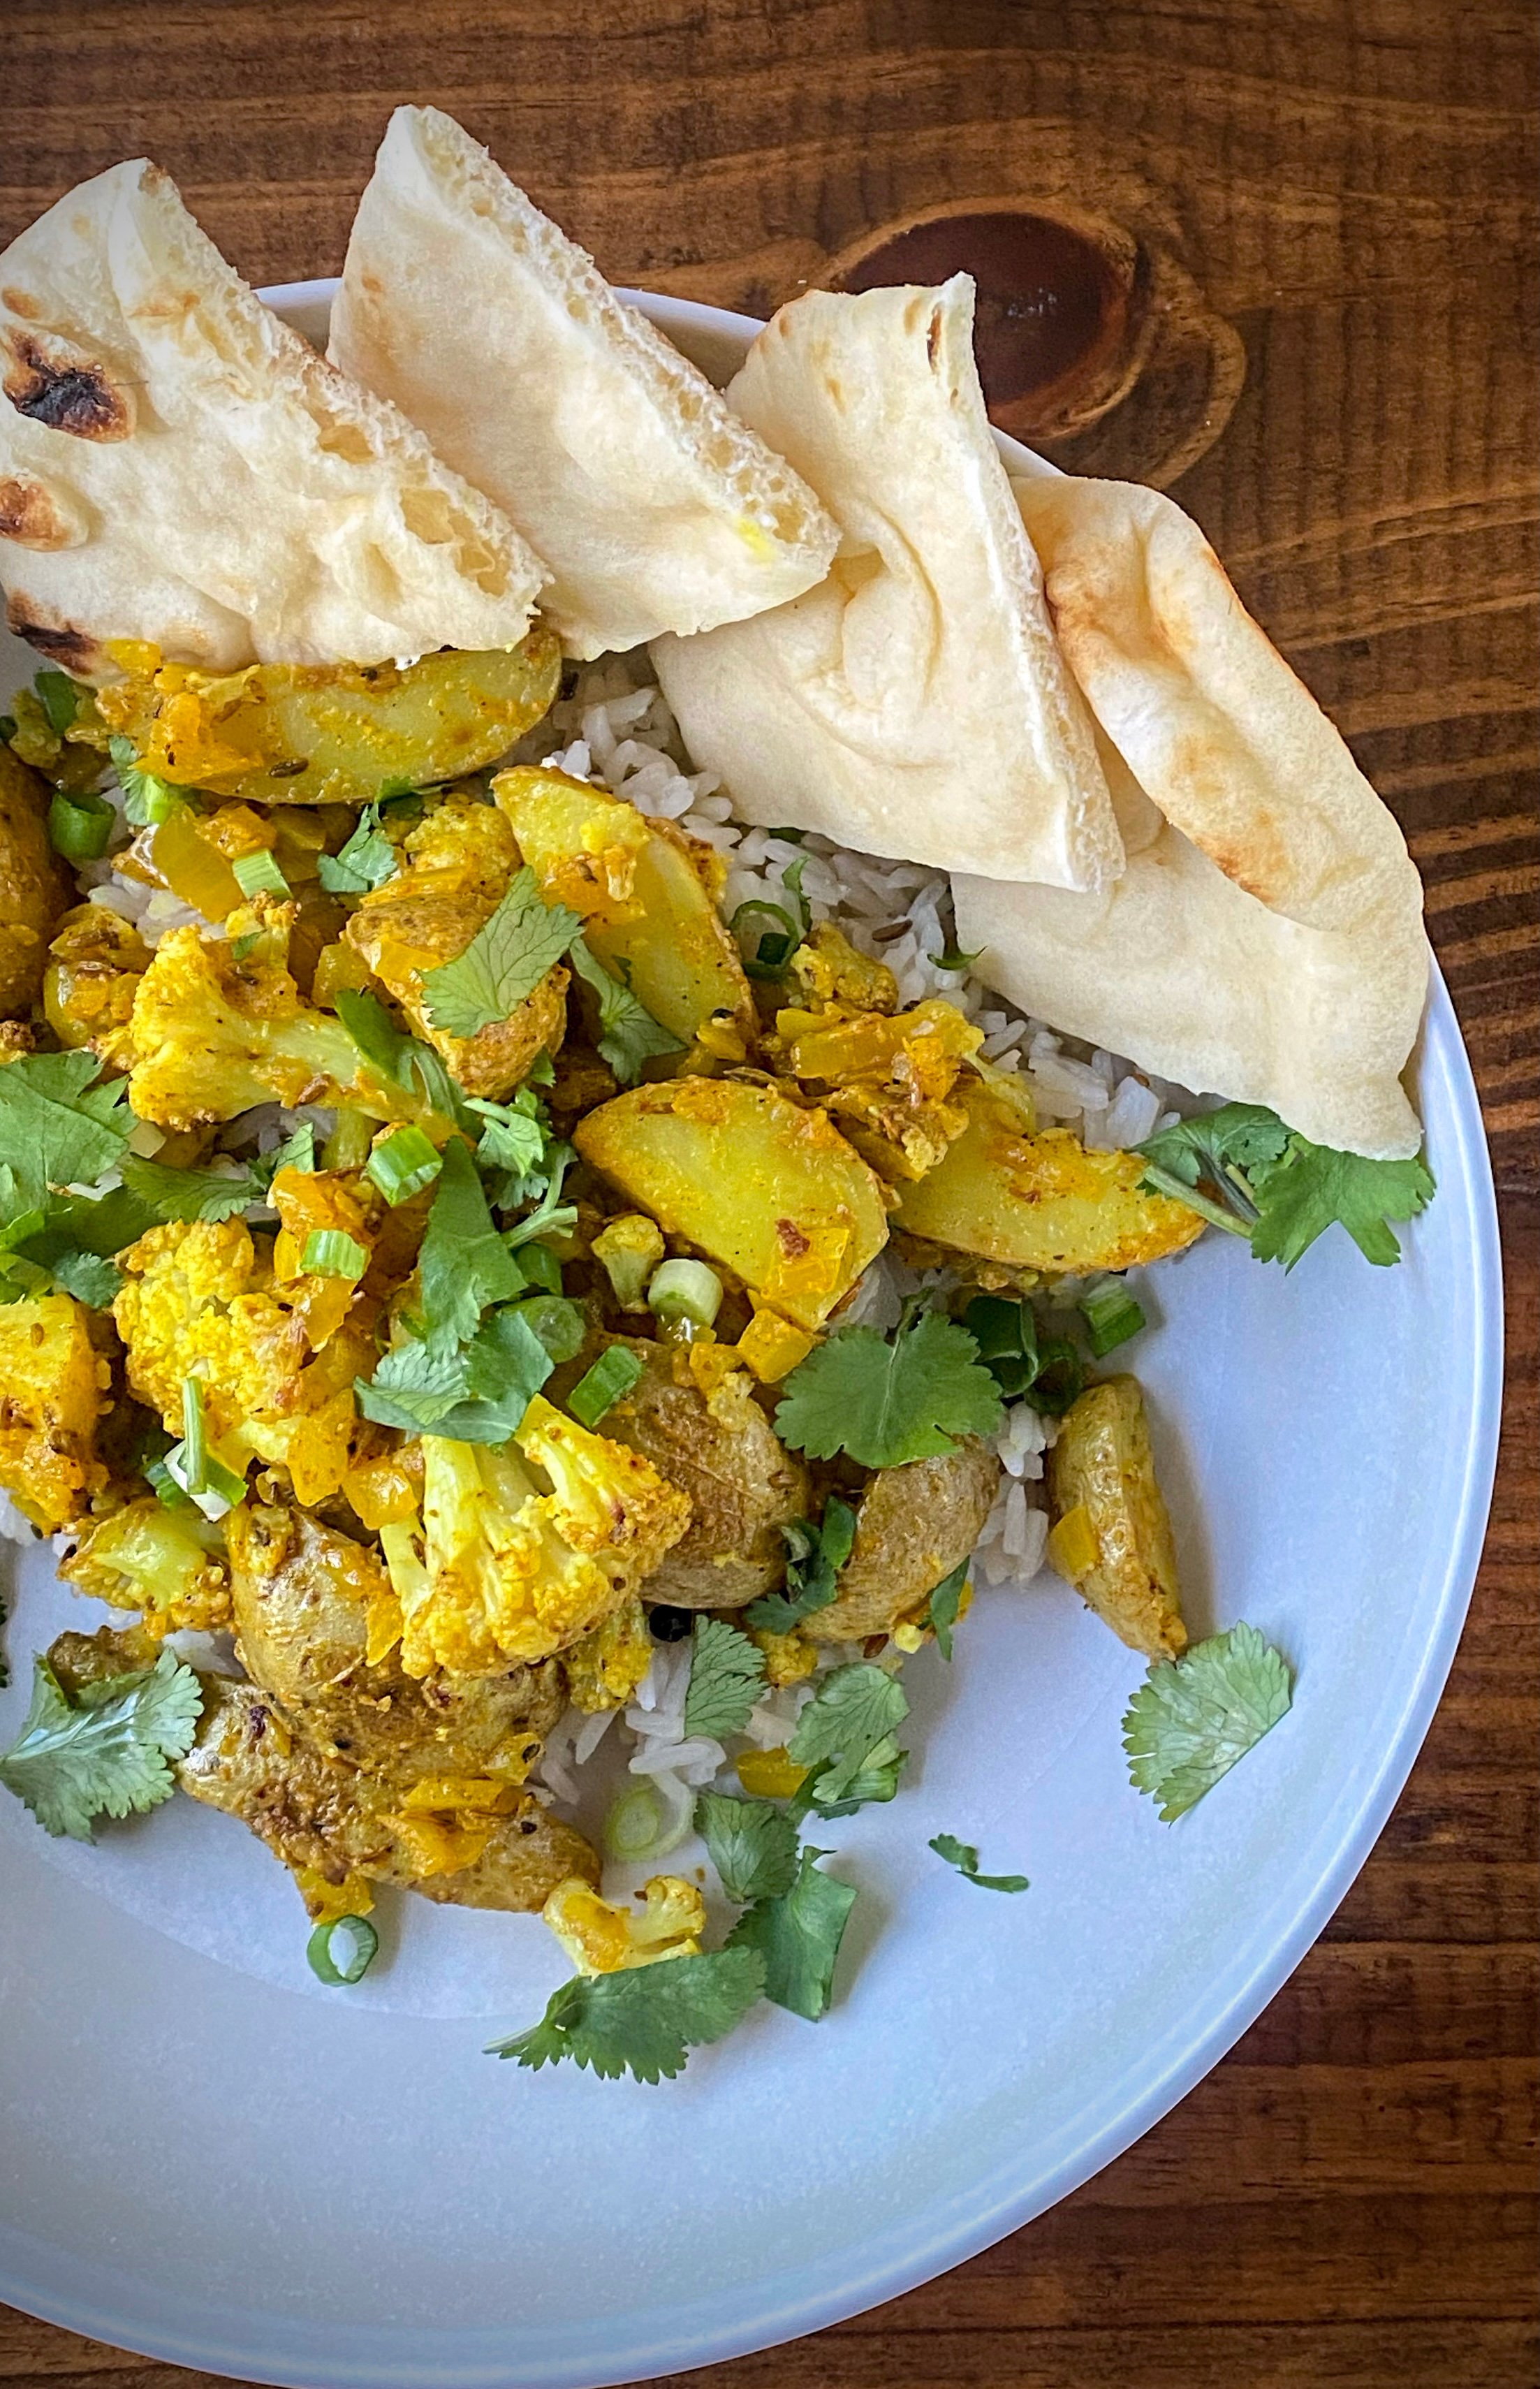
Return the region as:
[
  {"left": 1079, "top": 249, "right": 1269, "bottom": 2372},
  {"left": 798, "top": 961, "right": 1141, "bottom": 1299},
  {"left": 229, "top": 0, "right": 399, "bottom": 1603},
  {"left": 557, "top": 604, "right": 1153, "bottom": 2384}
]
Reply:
[{"left": 0, "top": 275, "right": 1504, "bottom": 2389}]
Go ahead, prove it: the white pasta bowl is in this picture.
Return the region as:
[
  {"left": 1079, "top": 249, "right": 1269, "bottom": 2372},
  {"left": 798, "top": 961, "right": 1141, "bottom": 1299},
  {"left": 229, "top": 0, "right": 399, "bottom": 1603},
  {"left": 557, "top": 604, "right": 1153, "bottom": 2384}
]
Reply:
[{"left": 0, "top": 285, "right": 1503, "bottom": 2389}]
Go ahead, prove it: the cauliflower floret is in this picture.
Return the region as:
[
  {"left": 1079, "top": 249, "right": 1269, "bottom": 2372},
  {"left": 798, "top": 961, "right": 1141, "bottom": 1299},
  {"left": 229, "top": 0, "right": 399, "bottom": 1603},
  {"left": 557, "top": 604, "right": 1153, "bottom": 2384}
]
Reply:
[
  {"left": 542, "top": 1873, "right": 705, "bottom": 1975},
  {"left": 563, "top": 1595, "right": 654, "bottom": 1713},
  {"left": 112, "top": 1218, "right": 374, "bottom": 1505},
  {"left": 0, "top": 1291, "right": 108, "bottom": 1528},
  {"left": 344, "top": 794, "right": 567, "bottom": 1101},
  {"left": 124, "top": 900, "right": 435, "bottom": 1132},
  {"left": 62, "top": 1496, "right": 230, "bottom": 1633},
  {"left": 381, "top": 1398, "right": 691, "bottom": 1679}
]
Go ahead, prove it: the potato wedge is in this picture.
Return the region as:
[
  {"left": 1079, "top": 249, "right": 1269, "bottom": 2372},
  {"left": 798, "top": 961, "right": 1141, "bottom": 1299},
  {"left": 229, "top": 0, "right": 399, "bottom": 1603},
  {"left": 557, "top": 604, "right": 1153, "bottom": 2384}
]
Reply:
[
  {"left": 92, "top": 631, "right": 560, "bottom": 806},
  {"left": 1046, "top": 1375, "right": 1185, "bottom": 1659},
  {"left": 803, "top": 1440, "right": 1000, "bottom": 1644},
  {"left": 573, "top": 1076, "right": 889, "bottom": 1329},
  {"left": 0, "top": 744, "right": 71, "bottom": 1016},
  {"left": 896, "top": 1069, "right": 1203, "bottom": 1275},
  {"left": 493, "top": 765, "right": 754, "bottom": 1047}
]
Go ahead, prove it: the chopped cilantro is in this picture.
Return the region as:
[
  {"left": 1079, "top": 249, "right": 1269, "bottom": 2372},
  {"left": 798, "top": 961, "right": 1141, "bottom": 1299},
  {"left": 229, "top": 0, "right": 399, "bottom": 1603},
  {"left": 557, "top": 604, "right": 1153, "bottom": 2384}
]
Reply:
[
  {"left": 420, "top": 866, "right": 582, "bottom": 1040},
  {"left": 316, "top": 805, "right": 398, "bottom": 896},
  {"left": 746, "top": 1496, "right": 858, "bottom": 1634},
  {"left": 787, "top": 1662, "right": 909, "bottom": 1811},
  {"left": 416, "top": 1138, "right": 528, "bottom": 1352},
  {"left": 568, "top": 935, "right": 683, "bottom": 1082},
  {"left": 356, "top": 1304, "right": 552, "bottom": 1442},
  {"left": 1137, "top": 1104, "right": 1434, "bottom": 1269},
  {"left": 694, "top": 1789, "right": 800, "bottom": 1904},
  {"left": 775, "top": 1305, "right": 1003, "bottom": 1470},
  {"left": 464, "top": 1089, "right": 547, "bottom": 1185},
  {"left": 0, "top": 1649, "right": 203, "bottom": 1841},
  {"left": 109, "top": 733, "right": 186, "bottom": 828},
  {"left": 1122, "top": 1622, "right": 1293, "bottom": 1822},
  {"left": 928, "top": 1832, "right": 1029, "bottom": 1892},
  {"left": 930, "top": 942, "right": 982, "bottom": 973},
  {"left": 0, "top": 1050, "right": 134, "bottom": 1213},
  {"left": 487, "top": 1947, "right": 765, "bottom": 2082},
  {"left": 683, "top": 1617, "right": 767, "bottom": 1739},
  {"left": 46, "top": 1249, "right": 122, "bottom": 1308},
  {"left": 726, "top": 1847, "right": 857, "bottom": 2020},
  {"left": 34, "top": 667, "right": 82, "bottom": 736},
  {"left": 122, "top": 1155, "right": 269, "bottom": 1223},
  {"left": 926, "top": 1556, "right": 969, "bottom": 1661},
  {"left": 334, "top": 990, "right": 474, "bottom": 1133}
]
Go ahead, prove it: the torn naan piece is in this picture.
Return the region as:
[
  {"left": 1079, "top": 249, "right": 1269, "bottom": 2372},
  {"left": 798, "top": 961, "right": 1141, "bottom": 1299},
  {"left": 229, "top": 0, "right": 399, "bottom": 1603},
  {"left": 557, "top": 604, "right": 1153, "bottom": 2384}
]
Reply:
[
  {"left": 0, "top": 159, "right": 545, "bottom": 675},
  {"left": 329, "top": 106, "right": 837, "bottom": 660},
  {"left": 651, "top": 279, "right": 1122, "bottom": 888},
  {"left": 954, "top": 478, "right": 1428, "bottom": 1160}
]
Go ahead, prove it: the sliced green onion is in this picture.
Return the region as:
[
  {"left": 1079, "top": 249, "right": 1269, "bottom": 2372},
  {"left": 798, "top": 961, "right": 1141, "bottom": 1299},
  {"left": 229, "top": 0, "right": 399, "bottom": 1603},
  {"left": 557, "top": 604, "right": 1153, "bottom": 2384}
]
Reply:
[
  {"left": 301, "top": 1228, "right": 369, "bottom": 1280},
  {"left": 321, "top": 1108, "right": 374, "bottom": 1173},
  {"left": 168, "top": 1387, "right": 247, "bottom": 1516},
  {"left": 513, "top": 1239, "right": 563, "bottom": 1296},
  {"left": 568, "top": 1346, "right": 644, "bottom": 1429},
  {"left": 1080, "top": 1280, "right": 1147, "bottom": 1358},
  {"left": 782, "top": 854, "right": 812, "bottom": 932},
  {"left": 929, "top": 943, "right": 982, "bottom": 974},
  {"left": 965, "top": 1294, "right": 1034, "bottom": 1364},
  {"left": 1027, "top": 1336, "right": 1085, "bottom": 1416},
  {"left": 129, "top": 777, "right": 185, "bottom": 827},
  {"left": 365, "top": 1123, "right": 443, "bottom": 1206},
  {"left": 647, "top": 1258, "right": 723, "bottom": 1331},
  {"left": 306, "top": 1914, "right": 379, "bottom": 1986},
  {"left": 145, "top": 1455, "right": 192, "bottom": 1510},
  {"left": 181, "top": 1378, "right": 210, "bottom": 1486},
  {"left": 729, "top": 897, "right": 801, "bottom": 979},
  {"left": 34, "top": 667, "right": 81, "bottom": 736},
  {"left": 513, "top": 1293, "right": 585, "bottom": 1364},
  {"left": 47, "top": 788, "right": 114, "bottom": 862},
  {"left": 602, "top": 1776, "right": 692, "bottom": 1863},
  {"left": 232, "top": 847, "right": 291, "bottom": 900}
]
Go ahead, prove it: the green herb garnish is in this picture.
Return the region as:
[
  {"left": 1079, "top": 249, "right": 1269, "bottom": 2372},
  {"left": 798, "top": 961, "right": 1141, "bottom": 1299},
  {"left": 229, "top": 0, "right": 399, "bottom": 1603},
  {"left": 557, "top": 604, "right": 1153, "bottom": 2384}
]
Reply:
[
  {"left": 726, "top": 1846, "right": 857, "bottom": 2020},
  {"left": 928, "top": 1832, "right": 1029, "bottom": 1892},
  {"left": 747, "top": 1496, "right": 858, "bottom": 1634},
  {"left": 1137, "top": 1104, "right": 1434, "bottom": 1269},
  {"left": 775, "top": 1305, "right": 1003, "bottom": 1470},
  {"left": 420, "top": 866, "right": 582, "bottom": 1040},
  {"left": 694, "top": 1789, "right": 800, "bottom": 1905},
  {"left": 568, "top": 936, "right": 683, "bottom": 1082},
  {"left": 317, "top": 805, "right": 397, "bottom": 896},
  {"left": 1122, "top": 1622, "right": 1293, "bottom": 1822},
  {"left": 0, "top": 1649, "right": 203, "bottom": 1841},
  {"left": 488, "top": 1948, "right": 766, "bottom": 2083},
  {"left": 683, "top": 1618, "right": 767, "bottom": 1739}
]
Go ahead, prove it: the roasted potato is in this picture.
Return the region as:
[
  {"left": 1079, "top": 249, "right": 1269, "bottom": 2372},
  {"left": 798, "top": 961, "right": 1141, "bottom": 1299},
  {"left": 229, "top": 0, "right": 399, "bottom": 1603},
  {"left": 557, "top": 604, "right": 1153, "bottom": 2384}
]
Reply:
[
  {"left": 226, "top": 1500, "right": 564, "bottom": 1783},
  {"left": 0, "top": 1290, "right": 108, "bottom": 1530},
  {"left": 575, "top": 1076, "right": 890, "bottom": 1330},
  {"left": 600, "top": 1338, "right": 809, "bottom": 1609},
  {"left": 494, "top": 765, "right": 755, "bottom": 1049},
  {"left": 896, "top": 1068, "right": 1205, "bottom": 1276},
  {"left": 43, "top": 901, "right": 149, "bottom": 1059},
  {"left": 91, "top": 631, "right": 561, "bottom": 807},
  {"left": 0, "top": 743, "right": 71, "bottom": 1015},
  {"left": 803, "top": 1440, "right": 1000, "bottom": 1644},
  {"left": 1046, "top": 1375, "right": 1186, "bottom": 1659}
]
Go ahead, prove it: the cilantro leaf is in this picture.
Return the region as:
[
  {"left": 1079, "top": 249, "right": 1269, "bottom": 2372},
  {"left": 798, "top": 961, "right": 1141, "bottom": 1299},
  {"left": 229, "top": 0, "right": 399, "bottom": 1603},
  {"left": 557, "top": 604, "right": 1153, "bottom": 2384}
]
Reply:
[
  {"left": 334, "top": 990, "right": 475, "bottom": 1133},
  {"left": 746, "top": 1496, "right": 858, "bottom": 1634},
  {"left": 1247, "top": 1140, "right": 1435, "bottom": 1270},
  {"left": 357, "top": 1304, "right": 552, "bottom": 1442},
  {"left": 487, "top": 1948, "right": 765, "bottom": 2082},
  {"left": 1122, "top": 1622, "right": 1293, "bottom": 1822},
  {"left": 775, "top": 1306, "right": 1003, "bottom": 1470},
  {"left": 802, "top": 1733, "right": 907, "bottom": 1820},
  {"left": 416, "top": 1137, "right": 529, "bottom": 1352},
  {"left": 928, "top": 1832, "right": 1029, "bottom": 1892},
  {"left": 694, "top": 1789, "right": 800, "bottom": 1904},
  {"left": 46, "top": 1248, "right": 122, "bottom": 1308},
  {"left": 1138, "top": 1104, "right": 1291, "bottom": 1198},
  {"left": 683, "top": 1617, "right": 767, "bottom": 1739},
  {"left": 421, "top": 867, "right": 582, "bottom": 1040},
  {"left": 465, "top": 1090, "right": 547, "bottom": 1187},
  {"left": 726, "top": 1847, "right": 857, "bottom": 2021},
  {"left": 925, "top": 1556, "right": 969, "bottom": 1662},
  {"left": 568, "top": 936, "right": 684, "bottom": 1083},
  {"left": 108, "top": 733, "right": 184, "bottom": 828},
  {"left": 317, "top": 805, "right": 398, "bottom": 896},
  {"left": 0, "top": 1051, "right": 134, "bottom": 1211},
  {"left": 788, "top": 1662, "right": 909, "bottom": 1809},
  {"left": 0, "top": 1649, "right": 203, "bottom": 1841},
  {"left": 122, "top": 1156, "right": 269, "bottom": 1223}
]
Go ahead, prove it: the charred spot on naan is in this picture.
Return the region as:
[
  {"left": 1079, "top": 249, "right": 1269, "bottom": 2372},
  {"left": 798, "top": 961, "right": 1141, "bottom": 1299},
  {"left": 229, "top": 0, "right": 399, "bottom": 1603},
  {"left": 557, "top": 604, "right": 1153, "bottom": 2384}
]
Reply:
[
  {"left": 1, "top": 326, "right": 134, "bottom": 441},
  {"left": 3, "top": 591, "right": 103, "bottom": 675},
  {"left": 0, "top": 474, "right": 84, "bottom": 550}
]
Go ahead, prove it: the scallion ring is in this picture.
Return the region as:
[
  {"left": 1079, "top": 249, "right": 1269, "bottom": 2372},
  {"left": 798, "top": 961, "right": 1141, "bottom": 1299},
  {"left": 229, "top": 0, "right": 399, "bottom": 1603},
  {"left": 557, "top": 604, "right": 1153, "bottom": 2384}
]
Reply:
[
  {"left": 647, "top": 1257, "right": 723, "bottom": 1332},
  {"left": 729, "top": 896, "right": 802, "bottom": 979},
  {"left": 47, "top": 789, "right": 115, "bottom": 863},
  {"left": 301, "top": 1227, "right": 369, "bottom": 1280},
  {"left": 232, "top": 847, "right": 291, "bottom": 900},
  {"left": 306, "top": 1914, "right": 379, "bottom": 1986},
  {"left": 603, "top": 1775, "right": 693, "bottom": 1864},
  {"left": 1080, "top": 1280, "right": 1147, "bottom": 1358},
  {"left": 567, "top": 1345, "right": 644, "bottom": 1429}
]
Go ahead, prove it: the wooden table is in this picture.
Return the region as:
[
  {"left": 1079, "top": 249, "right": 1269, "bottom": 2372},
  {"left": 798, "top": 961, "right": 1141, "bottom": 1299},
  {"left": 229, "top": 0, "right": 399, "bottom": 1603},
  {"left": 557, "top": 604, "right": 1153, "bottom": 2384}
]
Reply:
[{"left": 1, "top": 3, "right": 1535, "bottom": 2383}]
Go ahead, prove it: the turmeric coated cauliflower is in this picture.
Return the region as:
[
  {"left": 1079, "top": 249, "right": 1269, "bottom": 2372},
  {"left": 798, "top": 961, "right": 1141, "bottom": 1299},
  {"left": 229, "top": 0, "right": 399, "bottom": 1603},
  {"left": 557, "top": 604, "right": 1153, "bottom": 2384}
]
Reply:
[
  {"left": 563, "top": 1595, "right": 654, "bottom": 1713},
  {"left": 0, "top": 1290, "right": 108, "bottom": 1529},
  {"left": 379, "top": 1396, "right": 691, "bottom": 1679},
  {"left": 43, "top": 902, "right": 150, "bottom": 1064},
  {"left": 541, "top": 1873, "right": 705, "bottom": 1975},
  {"left": 62, "top": 1496, "right": 231, "bottom": 1634},
  {"left": 112, "top": 1216, "right": 374, "bottom": 1505},
  {"left": 344, "top": 794, "right": 567, "bottom": 1100},
  {"left": 124, "top": 900, "right": 432, "bottom": 1132}
]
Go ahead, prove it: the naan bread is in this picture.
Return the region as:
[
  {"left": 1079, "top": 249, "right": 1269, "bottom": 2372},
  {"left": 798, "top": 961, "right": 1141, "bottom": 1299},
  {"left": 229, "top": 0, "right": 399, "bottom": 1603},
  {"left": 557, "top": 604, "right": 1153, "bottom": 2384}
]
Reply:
[
  {"left": 954, "top": 477, "right": 1428, "bottom": 1159},
  {"left": 652, "top": 279, "right": 1122, "bottom": 888},
  {"left": 0, "top": 159, "right": 545, "bottom": 675},
  {"left": 329, "top": 106, "right": 838, "bottom": 660}
]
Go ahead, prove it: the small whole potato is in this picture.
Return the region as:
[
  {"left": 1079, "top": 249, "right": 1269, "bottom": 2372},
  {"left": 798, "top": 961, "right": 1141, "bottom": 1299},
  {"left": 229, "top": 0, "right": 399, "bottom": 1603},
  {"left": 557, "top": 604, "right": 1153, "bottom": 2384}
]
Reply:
[{"left": 804, "top": 1437, "right": 1001, "bottom": 1644}]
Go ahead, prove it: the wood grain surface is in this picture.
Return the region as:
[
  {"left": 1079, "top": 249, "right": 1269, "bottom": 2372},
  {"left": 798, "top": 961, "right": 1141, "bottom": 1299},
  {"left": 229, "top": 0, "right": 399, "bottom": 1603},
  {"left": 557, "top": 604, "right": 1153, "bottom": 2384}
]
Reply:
[{"left": 1, "top": 2, "right": 1535, "bottom": 2384}]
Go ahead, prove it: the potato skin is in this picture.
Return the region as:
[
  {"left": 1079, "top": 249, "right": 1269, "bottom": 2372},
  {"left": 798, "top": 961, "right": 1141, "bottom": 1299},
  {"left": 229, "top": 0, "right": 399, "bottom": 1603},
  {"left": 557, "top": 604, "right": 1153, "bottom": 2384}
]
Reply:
[
  {"left": 1047, "top": 1375, "right": 1186, "bottom": 1659},
  {"left": 804, "top": 1438, "right": 1000, "bottom": 1644},
  {"left": 0, "top": 743, "right": 71, "bottom": 1016},
  {"left": 227, "top": 1500, "right": 564, "bottom": 1784},
  {"left": 896, "top": 1072, "right": 1203, "bottom": 1276},
  {"left": 574, "top": 1076, "right": 890, "bottom": 1330},
  {"left": 600, "top": 1339, "right": 809, "bottom": 1610}
]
